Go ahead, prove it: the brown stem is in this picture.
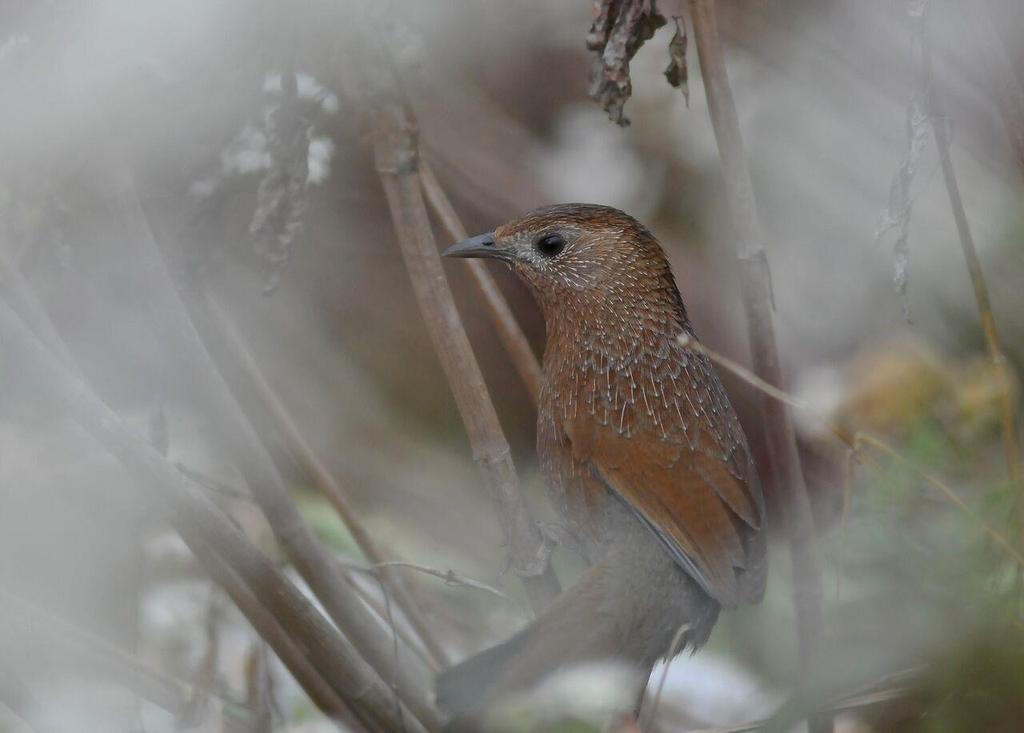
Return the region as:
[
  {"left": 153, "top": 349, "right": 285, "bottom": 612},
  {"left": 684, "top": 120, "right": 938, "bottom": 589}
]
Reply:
[
  {"left": 114, "top": 168, "right": 439, "bottom": 727},
  {"left": 0, "top": 295, "right": 422, "bottom": 733},
  {"left": 922, "top": 17, "right": 1022, "bottom": 521},
  {"left": 370, "top": 88, "right": 560, "bottom": 614},
  {"left": 202, "top": 292, "right": 450, "bottom": 671},
  {"left": 420, "top": 159, "right": 543, "bottom": 405},
  {"left": 688, "top": 2, "right": 829, "bottom": 732}
]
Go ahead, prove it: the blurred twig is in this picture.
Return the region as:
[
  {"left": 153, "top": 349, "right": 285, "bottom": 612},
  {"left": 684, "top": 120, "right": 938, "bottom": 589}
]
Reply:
[
  {"left": 0, "top": 295, "right": 420, "bottom": 733},
  {"left": 420, "top": 159, "right": 543, "bottom": 405},
  {"left": 361, "top": 561, "right": 526, "bottom": 614},
  {"left": 366, "top": 60, "right": 561, "bottom": 613},
  {"left": 202, "top": 292, "right": 450, "bottom": 671},
  {"left": 919, "top": 9, "right": 1022, "bottom": 530},
  {"left": 687, "top": 4, "right": 829, "bottom": 732}
]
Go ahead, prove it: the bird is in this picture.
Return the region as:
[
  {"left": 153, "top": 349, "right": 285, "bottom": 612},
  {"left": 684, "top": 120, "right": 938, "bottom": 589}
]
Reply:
[{"left": 437, "top": 204, "right": 766, "bottom": 723}]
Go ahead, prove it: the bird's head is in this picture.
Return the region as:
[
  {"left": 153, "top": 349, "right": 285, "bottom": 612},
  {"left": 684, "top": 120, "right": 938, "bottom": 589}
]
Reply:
[{"left": 442, "top": 204, "right": 676, "bottom": 315}]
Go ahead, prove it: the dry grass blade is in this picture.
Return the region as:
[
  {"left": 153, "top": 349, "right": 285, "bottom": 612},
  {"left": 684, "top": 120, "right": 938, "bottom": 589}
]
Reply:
[
  {"left": 919, "top": 9, "right": 1022, "bottom": 532},
  {"left": 687, "top": 3, "right": 829, "bottom": 731},
  {"left": 370, "top": 76, "right": 561, "bottom": 614},
  {"left": 420, "top": 159, "right": 543, "bottom": 405},
  {"left": 203, "top": 293, "right": 450, "bottom": 671}
]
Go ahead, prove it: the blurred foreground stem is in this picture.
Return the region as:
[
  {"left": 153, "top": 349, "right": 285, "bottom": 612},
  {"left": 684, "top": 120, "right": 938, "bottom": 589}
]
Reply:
[
  {"left": 114, "top": 165, "right": 439, "bottom": 727},
  {"left": 202, "top": 293, "right": 449, "bottom": 671},
  {"left": 920, "top": 11, "right": 1022, "bottom": 534},
  {"left": 0, "top": 294, "right": 418, "bottom": 732},
  {"left": 688, "top": 2, "right": 830, "bottom": 732}
]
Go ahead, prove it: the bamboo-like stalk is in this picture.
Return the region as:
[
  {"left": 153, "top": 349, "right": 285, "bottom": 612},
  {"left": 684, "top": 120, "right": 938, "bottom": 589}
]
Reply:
[
  {"left": 0, "top": 295, "right": 422, "bottom": 733},
  {"left": 921, "top": 15, "right": 1022, "bottom": 522},
  {"left": 203, "top": 293, "right": 450, "bottom": 670},
  {"left": 420, "top": 159, "right": 543, "bottom": 405},
  {"left": 687, "top": 3, "right": 829, "bottom": 732},
  {"left": 114, "top": 171, "right": 439, "bottom": 727},
  {"left": 370, "top": 88, "right": 561, "bottom": 614}
]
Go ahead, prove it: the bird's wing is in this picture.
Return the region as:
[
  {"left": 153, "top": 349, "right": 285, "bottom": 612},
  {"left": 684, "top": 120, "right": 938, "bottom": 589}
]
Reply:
[{"left": 558, "top": 347, "right": 766, "bottom": 608}]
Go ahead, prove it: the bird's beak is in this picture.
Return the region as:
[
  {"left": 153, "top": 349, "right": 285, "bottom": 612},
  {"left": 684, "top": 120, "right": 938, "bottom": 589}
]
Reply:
[{"left": 441, "top": 232, "right": 509, "bottom": 261}]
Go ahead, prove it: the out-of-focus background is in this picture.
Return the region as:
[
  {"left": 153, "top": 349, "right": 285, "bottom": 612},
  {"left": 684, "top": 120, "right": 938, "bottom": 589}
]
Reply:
[{"left": 1, "top": 0, "right": 1023, "bottom": 731}]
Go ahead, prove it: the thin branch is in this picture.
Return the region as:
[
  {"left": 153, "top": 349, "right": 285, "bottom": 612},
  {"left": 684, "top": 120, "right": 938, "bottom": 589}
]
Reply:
[
  {"left": 420, "top": 159, "right": 543, "bottom": 405},
  {"left": 327, "top": 560, "right": 444, "bottom": 676},
  {"left": 921, "top": 11, "right": 1022, "bottom": 528},
  {"left": 115, "top": 166, "right": 438, "bottom": 727},
  {"left": 202, "top": 292, "right": 450, "bottom": 671},
  {"left": 687, "top": 3, "right": 829, "bottom": 731},
  {"left": 0, "top": 295, "right": 421, "bottom": 733},
  {"left": 367, "top": 64, "right": 561, "bottom": 613},
  {"left": 358, "top": 561, "right": 526, "bottom": 614}
]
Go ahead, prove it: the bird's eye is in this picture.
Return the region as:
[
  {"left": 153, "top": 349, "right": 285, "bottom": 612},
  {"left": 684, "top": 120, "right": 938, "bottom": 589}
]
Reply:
[{"left": 535, "top": 233, "right": 565, "bottom": 257}]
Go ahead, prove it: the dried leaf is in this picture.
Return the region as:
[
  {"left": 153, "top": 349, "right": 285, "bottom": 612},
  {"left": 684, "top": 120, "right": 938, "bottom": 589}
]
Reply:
[
  {"left": 587, "top": 0, "right": 666, "bottom": 126},
  {"left": 664, "top": 16, "right": 689, "bottom": 106}
]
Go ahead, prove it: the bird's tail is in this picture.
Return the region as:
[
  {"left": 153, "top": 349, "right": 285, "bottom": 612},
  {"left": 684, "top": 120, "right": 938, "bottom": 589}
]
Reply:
[{"left": 435, "top": 551, "right": 718, "bottom": 719}]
